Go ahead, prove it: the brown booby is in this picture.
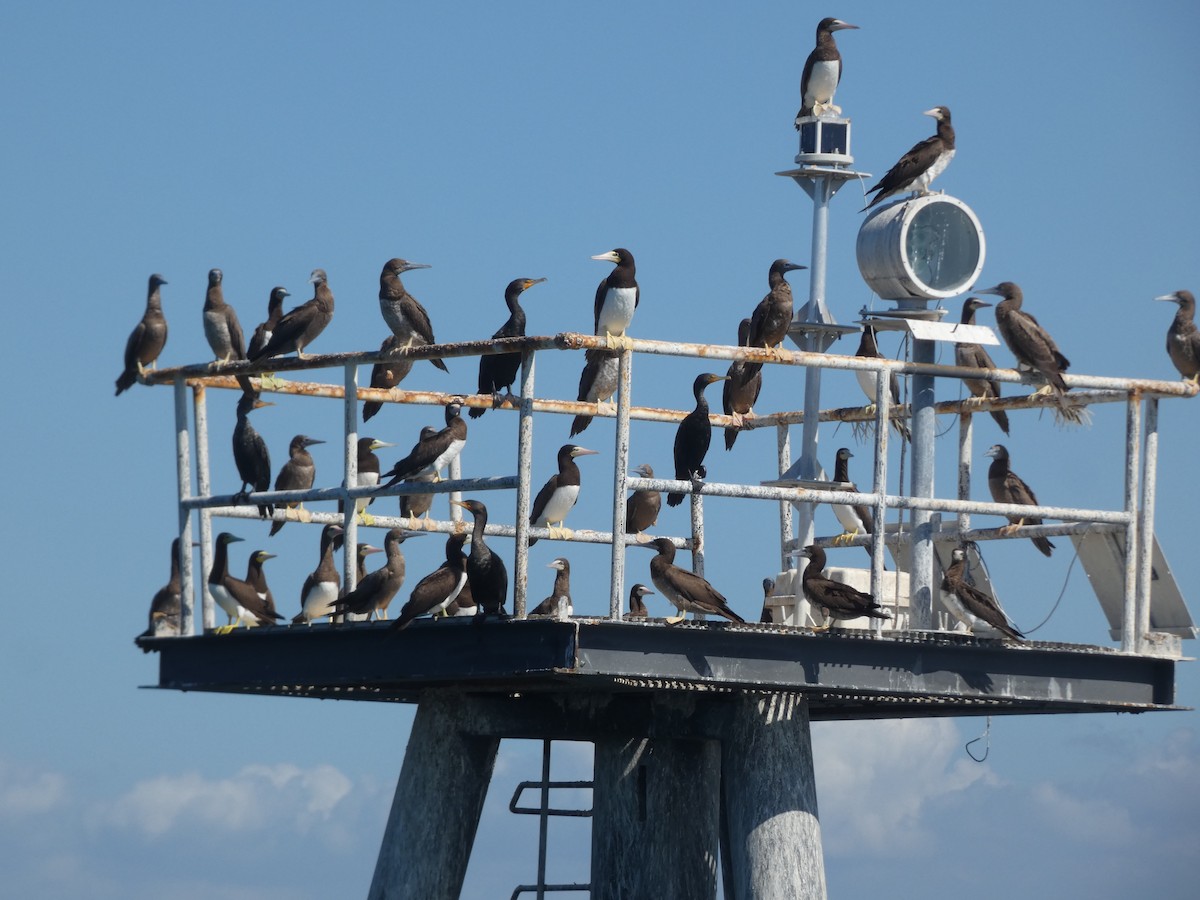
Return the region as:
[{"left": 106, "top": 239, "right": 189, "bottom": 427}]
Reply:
[
  {"left": 795, "top": 18, "right": 859, "bottom": 122},
  {"left": 248, "top": 286, "right": 289, "bottom": 359},
  {"left": 799, "top": 544, "right": 889, "bottom": 630},
  {"left": 759, "top": 577, "right": 775, "bottom": 624},
  {"left": 268, "top": 435, "right": 324, "bottom": 536},
  {"left": 635, "top": 537, "right": 744, "bottom": 625},
  {"left": 625, "top": 463, "right": 661, "bottom": 542},
  {"left": 626, "top": 583, "right": 654, "bottom": 618},
  {"left": 292, "top": 524, "right": 344, "bottom": 624},
  {"left": 1154, "top": 290, "right": 1200, "bottom": 382},
  {"left": 245, "top": 549, "right": 278, "bottom": 621},
  {"left": 380, "top": 400, "right": 467, "bottom": 486},
  {"left": 854, "top": 325, "right": 911, "bottom": 442},
  {"left": 530, "top": 558, "right": 572, "bottom": 619},
  {"left": 955, "top": 298, "right": 1010, "bottom": 435},
  {"left": 748, "top": 259, "right": 807, "bottom": 350},
  {"left": 202, "top": 268, "right": 247, "bottom": 364},
  {"left": 668, "top": 373, "right": 729, "bottom": 507},
  {"left": 977, "top": 282, "right": 1070, "bottom": 397},
  {"left": 529, "top": 444, "right": 599, "bottom": 544},
  {"left": 232, "top": 391, "right": 274, "bottom": 517},
  {"left": 570, "top": 349, "right": 620, "bottom": 436},
  {"left": 723, "top": 318, "right": 763, "bottom": 450},
  {"left": 329, "top": 528, "right": 419, "bottom": 622},
  {"left": 862, "top": 107, "right": 955, "bottom": 211},
  {"left": 452, "top": 499, "right": 508, "bottom": 616},
  {"left": 248, "top": 269, "right": 334, "bottom": 361},
  {"left": 362, "top": 334, "right": 414, "bottom": 422},
  {"left": 349, "top": 436, "right": 394, "bottom": 526},
  {"left": 941, "top": 547, "right": 1024, "bottom": 641},
  {"left": 207, "top": 533, "right": 283, "bottom": 632},
  {"left": 141, "top": 536, "right": 187, "bottom": 638},
  {"left": 471, "top": 277, "right": 546, "bottom": 417},
  {"left": 831, "top": 448, "right": 875, "bottom": 562},
  {"left": 591, "top": 248, "right": 639, "bottom": 349},
  {"left": 390, "top": 532, "right": 471, "bottom": 631},
  {"left": 377, "top": 258, "right": 447, "bottom": 371},
  {"left": 398, "top": 428, "right": 437, "bottom": 527},
  {"left": 984, "top": 443, "right": 1054, "bottom": 556},
  {"left": 116, "top": 274, "right": 168, "bottom": 396}
]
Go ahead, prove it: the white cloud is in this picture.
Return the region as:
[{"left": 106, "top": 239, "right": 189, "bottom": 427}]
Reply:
[{"left": 0, "top": 758, "right": 68, "bottom": 818}]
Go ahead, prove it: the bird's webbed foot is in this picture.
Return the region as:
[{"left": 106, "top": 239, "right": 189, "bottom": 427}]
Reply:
[
  {"left": 604, "top": 331, "right": 633, "bottom": 351},
  {"left": 259, "top": 374, "right": 286, "bottom": 391},
  {"left": 546, "top": 524, "right": 574, "bottom": 541},
  {"left": 665, "top": 614, "right": 687, "bottom": 626},
  {"left": 357, "top": 511, "right": 377, "bottom": 527},
  {"left": 833, "top": 529, "right": 859, "bottom": 547},
  {"left": 633, "top": 531, "right": 651, "bottom": 544}
]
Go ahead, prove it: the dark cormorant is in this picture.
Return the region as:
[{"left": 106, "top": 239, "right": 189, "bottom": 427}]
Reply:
[
  {"left": 141, "top": 536, "right": 186, "bottom": 638},
  {"left": 723, "top": 318, "right": 762, "bottom": 450},
  {"left": 330, "top": 528, "right": 418, "bottom": 622},
  {"left": 1154, "top": 290, "right": 1200, "bottom": 381},
  {"left": 452, "top": 499, "right": 508, "bottom": 616},
  {"left": 390, "top": 532, "right": 470, "bottom": 631},
  {"left": 377, "top": 257, "right": 447, "bottom": 371},
  {"left": 984, "top": 444, "right": 1054, "bottom": 557},
  {"left": 248, "top": 286, "right": 289, "bottom": 359},
  {"left": 232, "top": 391, "right": 274, "bottom": 517},
  {"left": 363, "top": 334, "right": 414, "bottom": 422},
  {"left": 668, "top": 373, "right": 728, "bottom": 507},
  {"left": 530, "top": 558, "right": 572, "bottom": 618},
  {"left": 626, "top": 583, "right": 654, "bottom": 619},
  {"left": 635, "top": 537, "right": 744, "bottom": 625},
  {"left": 591, "top": 248, "right": 639, "bottom": 349},
  {"left": 749, "top": 259, "right": 806, "bottom": 350},
  {"left": 831, "top": 448, "right": 875, "bottom": 562},
  {"left": 268, "top": 435, "right": 324, "bottom": 536},
  {"left": 799, "top": 544, "right": 889, "bottom": 630},
  {"left": 380, "top": 400, "right": 467, "bottom": 486},
  {"left": 854, "top": 325, "right": 911, "bottom": 442},
  {"left": 941, "top": 547, "right": 1024, "bottom": 641},
  {"left": 862, "top": 107, "right": 955, "bottom": 211},
  {"left": 528, "top": 444, "right": 598, "bottom": 544},
  {"left": 795, "top": 17, "right": 858, "bottom": 122},
  {"left": 759, "top": 577, "right": 775, "bottom": 624},
  {"left": 625, "top": 463, "right": 661, "bottom": 541},
  {"left": 116, "top": 274, "right": 168, "bottom": 396},
  {"left": 570, "top": 348, "right": 620, "bottom": 436},
  {"left": 978, "top": 282, "right": 1070, "bottom": 397},
  {"left": 471, "top": 277, "right": 546, "bottom": 417},
  {"left": 955, "top": 298, "right": 1009, "bottom": 435},
  {"left": 208, "top": 533, "right": 283, "bottom": 631},
  {"left": 292, "top": 524, "right": 344, "bottom": 624},
  {"left": 202, "top": 268, "right": 246, "bottom": 364},
  {"left": 248, "top": 269, "right": 334, "bottom": 361}
]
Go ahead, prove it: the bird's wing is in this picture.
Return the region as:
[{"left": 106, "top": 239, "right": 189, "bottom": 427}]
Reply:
[
  {"left": 867, "top": 134, "right": 939, "bottom": 198},
  {"left": 401, "top": 296, "right": 438, "bottom": 345},
  {"left": 385, "top": 430, "right": 450, "bottom": 481},
  {"left": 263, "top": 301, "right": 314, "bottom": 355},
  {"left": 225, "top": 575, "right": 280, "bottom": 622},
  {"left": 227, "top": 310, "right": 247, "bottom": 359},
  {"left": 1003, "top": 470, "right": 1040, "bottom": 507},
  {"left": 529, "top": 475, "right": 559, "bottom": 524},
  {"left": 123, "top": 320, "right": 146, "bottom": 369},
  {"left": 668, "top": 568, "right": 738, "bottom": 618},
  {"left": 593, "top": 278, "right": 607, "bottom": 334}
]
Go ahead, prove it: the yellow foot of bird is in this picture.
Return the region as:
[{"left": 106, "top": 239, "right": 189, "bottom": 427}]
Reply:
[
  {"left": 357, "top": 511, "right": 376, "bottom": 527},
  {"left": 832, "top": 530, "right": 858, "bottom": 547},
  {"left": 214, "top": 624, "right": 237, "bottom": 635},
  {"left": 259, "top": 374, "right": 286, "bottom": 391},
  {"left": 1030, "top": 384, "right": 1056, "bottom": 398},
  {"left": 597, "top": 400, "right": 617, "bottom": 416},
  {"left": 665, "top": 614, "right": 687, "bottom": 625},
  {"left": 546, "top": 524, "right": 574, "bottom": 541},
  {"left": 811, "top": 624, "right": 832, "bottom": 633},
  {"left": 295, "top": 507, "right": 313, "bottom": 524},
  {"left": 604, "top": 332, "right": 633, "bottom": 351},
  {"left": 633, "top": 531, "right": 651, "bottom": 544},
  {"left": 999, "top": 522, "right": 1022, "bottom": 536},
  {"left": 729, "top": 410, "right": 745, "bottom": 428}
]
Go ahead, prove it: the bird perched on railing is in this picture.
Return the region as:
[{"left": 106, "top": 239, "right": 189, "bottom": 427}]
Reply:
[
  {"left": 140, "top": 537, "right": 188, "bottom": 639},
  {"left": 248, "top": 286, "right": 289, "bottom": 360},
  {"left": 330, "top": 528, "right": 420, "bottom": 622},
  {"left": 245, "top": 549, "right": 278, "bottom": 622},
  {"left": 293, "top": 524, "right": 344, "bottom": 624},
  {"left": 116, "top": 273, "right": 168, "bottom": 396},
  {"left": 831, "top": 448, "right": 875, "bottom": 562},
  {"left": 363, "top": 335, "right": 413, "bottom": 422},
  {"left": 591, "top": 248, "right": 639, "bottom": 349},
  {"left": 472, "top": 277, "right": 546, "bottom": 417},
  {"left": 377, "top": 257, "right": 447, "bottom": 371},
  {"left": 669, "top": 373, "right": 729, "bottom": 506},
  {"left": 625, "top": 463, "right": 661, "bottom": 542},
  {"left": 854, "top": 324, "right": 911, "bottom": 442},
  {"left": 346, "top": 436, "right": 394, "bottom": 527},
  {"left": 795, "top": 17, "right": 858, "bottom": 122},
  {"left": 530, "top": 558, "right": 572, "bottom": 619},
  {"left": 208, "top": 533, "right": 283, "bottom": 632},
  {"left": 529, "top": 444, "right": 599, "bottom": 544},
  {"left": 390, "top": 533, "right": 471, "bottom": 631},
  {"left": 202, "top": 268, "right": 247, "bottom": 365},
  {"left": 984, "top": 444, "right": 1054, "bottom": 557},
  {"left": 799, "top": 544, "right": 889, "bottom": 630},
  {"left": 570, "top": 348, "right": 620, "bottom": 436},
  {"left": 759, "top": 577, "right": 775, "bottom": 624},
  {"left": 977, "top": 282, "right": 1070, "bottom": 401},
  {"left": 398, "top": 430, "right": 437, "bottom": 527},
  {"left": 248, "top": 269, "right": 335, "bottom": 362},
  {"left": 626, "top": 583, "right": 655, "bottom": 619},
  {"left": 748, "top": 258, "right": 806, "bottom": 350},
  {"left": 269, "top": 435, "right": 324, "bottom": 536},
  {"left": 452, "top": 499, "right": 508, "bottom": 617},
  {"left": 940, "top": 547, "right": 1024, "bottom": 641},
  {"left": 1154, "top": 290, "right": 1200, "bottom": 382},
  {"left": 723, "top": 318, "right": 762, "bottom": 450},
  {"left": 954, "top": 297, "right": 1009, "bottom": 435},
  {"left": 635, "top": 538, "right": 743, "bottom": 625},
  {"left": 862, "top": 106, "right": 955, "bottom": 211},
  {"left": 232, "top": 390, "right": 274, "bottom": 517},
  {"left": 380, "top": 400, "right": 467, "bottom": 486}
]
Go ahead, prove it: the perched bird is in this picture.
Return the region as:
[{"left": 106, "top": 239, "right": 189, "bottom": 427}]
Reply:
[
  {"left": 625, "top": 463, "right": 661, "bottom": 541},
  {"left": 830, "top": 448, "right": 875, "bottom": 561},
  {"left": 380, "top": 401, "right": 467, "bottom": 486},
  {"left": 398, "top": 430, "right": 438, "bottom": 527},
  {"left": 471, "top": 277, "right": 546, "bottom": 417},
  {"left": 635, "top": 537, "right": 744, "bottom": 625},
  {"left": 363, "top": 334, "right": 414, "bottom": 422},
  {"left": 292, "top": 524, "right": 344, "bottom": 624},
  {"left": 329, "top": 528, "right": 418, "bottom": 622},
  {"left": 795, "top": 17, "right": 859, "bottom": 122},
  {"left": 232, "top": 391, "right": 274, "bottom": 517},
  {"left": 141, "top": 537, "right": 187, "bottom": 638},
  {"left": 349, "top": 436, "right": 394, "bottom": 526},
  {"left": 854, "top": 325, "right": 911, "bottom": 442},
  {"left": 954, "top": 298, "right": 1009, "bottom": 435},
  {"left": 570, "top": 349, "right": 620, "bottom": 436},
  {"left": 529, "top": 444, "right": 598, "bottom": 544},
  {"left": 862, "top": 106, "right": 955, "bottom": 211},
  {"left": 452, "top": 499, "right": 508, "bottom": 616},
  {"left": 669, "top": 373, "right": 729, "bottom": 506},
  {"left": 978, "top": 282, "right": 1070, "bottom": 398},
  {"left": 377, "top": 257, "right": 447, "bottom": 371},
  {"left": 626, "top": 583, "right": 654, "bottom": 618},
  {"left": 591, "top": 248, "right": 639, "bottom": 349},
  {"left": 390, "top": 533, "right": 471, "bottom": 631},
  {"left": 799, "top": 544, "right": 889, "bottom": 630},
  {"left": 759, "top": 577, "right": 775, "bottom": 624},
  {"left": 202, "top": 268, "right": 247, "bottom": 364},
  {"left": 723, "top": 318, "right": 763, "bottom": 449},
  {"left": 353, "top": 543, "right": 384, "bottom": 583},
  {"left": 244, "top": 549, "right": 278, "bottom": 621},
  {"left": 248, "top": 286, "right": 289, "bottom": 359},
  {"left": 530, "top": 558, "right": 572, "bottom": 618},
  {"left": 116, "top": 274, "right": 168, "bottom": 395},
  {"left": 748, "top": 259, "right": 807, "bottom": 350},
  {"left": 207, "top": 533, "right": 283, "bottom": 631},
  {"left": 984, "top": 444, "right": 1054, "bottom": 557},
  {"left": 1154, "top": 290, "right": 1200, "bottom": 382},
  {"left": 941, "top": 547, "right": 1024, "bottom": 641},
  {"left": 269, "top": 434, "right": 324, "bottom": 536},
  {"left": 248, "top": 269, "right": 334, "bottom": 361}
]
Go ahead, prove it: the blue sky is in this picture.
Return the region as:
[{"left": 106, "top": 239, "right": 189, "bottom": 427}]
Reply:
[{"left": 2, "top": 1, "right": 1198, "bottom": 897}]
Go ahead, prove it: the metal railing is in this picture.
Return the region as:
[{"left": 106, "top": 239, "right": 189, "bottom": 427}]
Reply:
[{"left": 146, "top": 329, "right": 1195, "bottom": 652}]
